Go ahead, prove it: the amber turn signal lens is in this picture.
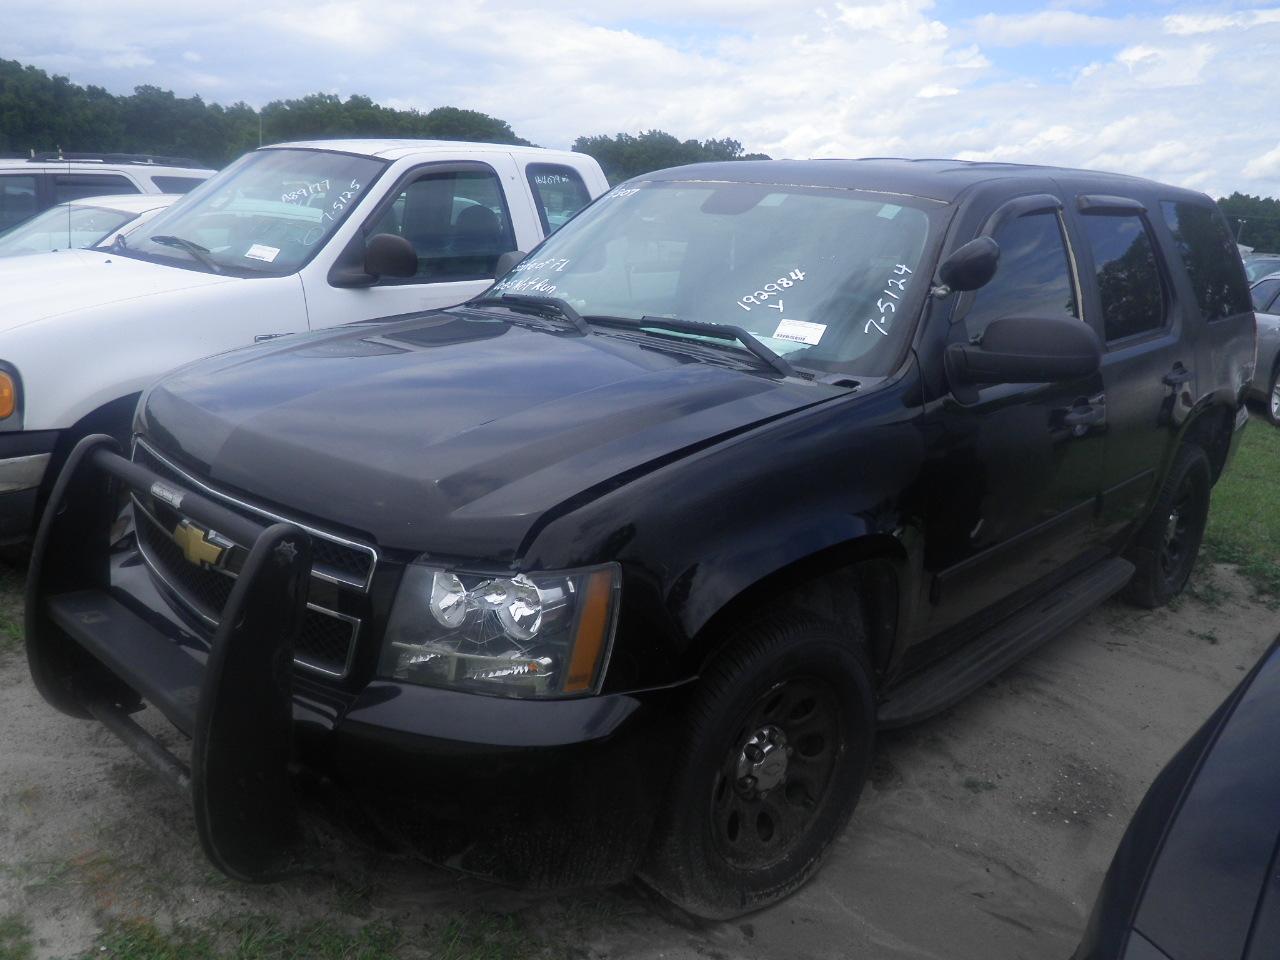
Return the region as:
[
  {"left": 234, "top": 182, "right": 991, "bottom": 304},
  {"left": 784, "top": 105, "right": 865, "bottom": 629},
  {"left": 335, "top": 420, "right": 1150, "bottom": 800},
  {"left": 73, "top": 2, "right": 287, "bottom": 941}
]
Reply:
[
  {"left": 563, "top": 568, "right": 616, "bottom": 693},
  {"left": 0, "top": 373, "right": 14, "bottom": 419}
]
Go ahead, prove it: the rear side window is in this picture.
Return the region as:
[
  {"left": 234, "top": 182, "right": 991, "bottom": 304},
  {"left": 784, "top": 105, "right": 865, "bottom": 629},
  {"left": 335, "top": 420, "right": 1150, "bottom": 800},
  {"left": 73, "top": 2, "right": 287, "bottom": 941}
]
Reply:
[
  {"left": 151, "top": 175, "right": 206, "bottom": 193},
  {"left": 961, "top": 212, "right": 1078, "bottom": 341},
  {"left": 53, "top": 174, "right": 140, "bottom": 202},
  {"left": 526, "top": 164, "right": 592, "bottom": 235},
  {"left": 0, "top": 174, "right": 39, "bottom": 231},
  {"left": 1081, "top": 214, "right": 1166, "bottom": 342},
  {"left": 1160, "top": 201, "right": 1251, "bottom": 322}
]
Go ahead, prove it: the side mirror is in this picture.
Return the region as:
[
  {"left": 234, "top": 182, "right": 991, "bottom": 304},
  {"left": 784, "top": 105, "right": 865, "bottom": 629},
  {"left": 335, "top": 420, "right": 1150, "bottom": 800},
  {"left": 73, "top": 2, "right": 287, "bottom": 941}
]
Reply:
[
  {"left": 945, "top": 316, "right": 1102, "bottom": 393},
  {"left": 937, "top": 237, "right": 1000, "bottom": 293},
  {"left": 494, "top": 249, "right": 527, "bottom": 281},
  {"left": 364, "top": 233, "right": 418, "bottom": 279}
]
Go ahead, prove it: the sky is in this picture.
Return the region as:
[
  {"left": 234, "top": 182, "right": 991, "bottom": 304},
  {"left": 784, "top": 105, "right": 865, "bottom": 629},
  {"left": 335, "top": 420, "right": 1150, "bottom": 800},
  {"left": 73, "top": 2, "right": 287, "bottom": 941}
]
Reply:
[{"left": 3, "top": 0, "right": 1279, "bottom": 197}]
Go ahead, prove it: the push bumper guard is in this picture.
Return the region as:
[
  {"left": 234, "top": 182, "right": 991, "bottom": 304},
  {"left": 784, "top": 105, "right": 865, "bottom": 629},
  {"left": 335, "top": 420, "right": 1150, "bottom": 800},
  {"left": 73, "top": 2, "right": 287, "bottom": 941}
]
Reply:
[{"left": 25, "top": 434, "right": 313, "bottom": 882}]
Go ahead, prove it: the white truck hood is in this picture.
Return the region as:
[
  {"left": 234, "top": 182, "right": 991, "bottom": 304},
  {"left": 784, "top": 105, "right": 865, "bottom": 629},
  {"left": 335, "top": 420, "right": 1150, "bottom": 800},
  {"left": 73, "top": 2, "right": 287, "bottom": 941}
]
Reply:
[{"left": 0, "top": 249, "right": 235, "bottom": 335}]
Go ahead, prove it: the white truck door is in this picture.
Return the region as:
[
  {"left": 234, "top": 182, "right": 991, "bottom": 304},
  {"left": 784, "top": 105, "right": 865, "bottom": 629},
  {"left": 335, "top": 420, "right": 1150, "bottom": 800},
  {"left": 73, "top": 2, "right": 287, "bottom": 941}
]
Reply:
[{"left": 299, "top": 154, "right": 539, "bottom": 330}]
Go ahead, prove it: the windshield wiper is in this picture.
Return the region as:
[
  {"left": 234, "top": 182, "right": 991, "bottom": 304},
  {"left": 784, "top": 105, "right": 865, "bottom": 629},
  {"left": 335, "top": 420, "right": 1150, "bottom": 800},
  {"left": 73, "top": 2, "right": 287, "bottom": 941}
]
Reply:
[
  {"left": 470, "top": 293, "right": 590, "bottom": 334},
  {"left": 150, "top": 235, "right": 222, "bottom": 274},
  {"left": 590, "top": 315, "right": 796, "bottom": 379}
]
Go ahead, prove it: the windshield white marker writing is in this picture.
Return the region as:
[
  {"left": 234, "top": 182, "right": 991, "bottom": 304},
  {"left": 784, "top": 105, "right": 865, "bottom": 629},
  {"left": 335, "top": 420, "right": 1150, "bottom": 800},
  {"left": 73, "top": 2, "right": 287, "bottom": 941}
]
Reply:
[
  {"left": 737, "top": 269, "right": 806, "bottom": 311},
  {"left": 864, "top": 264, "right": 913, "bottom": 336}
]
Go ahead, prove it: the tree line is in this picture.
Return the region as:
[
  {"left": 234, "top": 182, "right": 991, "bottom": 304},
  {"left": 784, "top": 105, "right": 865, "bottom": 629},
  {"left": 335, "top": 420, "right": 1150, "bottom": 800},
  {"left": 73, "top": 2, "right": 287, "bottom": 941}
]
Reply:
[
  {"left": 1219, "top": 193, "right": 1280, "bottom": 253},
  {"left": 0, "top": 59, "right": 767, "bottom": 184}
]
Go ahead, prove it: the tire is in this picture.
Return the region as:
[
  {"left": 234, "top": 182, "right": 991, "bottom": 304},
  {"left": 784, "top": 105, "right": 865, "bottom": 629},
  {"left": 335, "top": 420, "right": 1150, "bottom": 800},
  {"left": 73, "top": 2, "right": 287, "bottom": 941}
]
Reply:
[
  {"left": 1123, "top": 443, "right": 1211, "bottom": 609},
  {"left": 640, "top": 614, "right": 875, "bottom": 919},
  {"left": 1267, "top": 361, "right": 1280, "bottom": 427}
]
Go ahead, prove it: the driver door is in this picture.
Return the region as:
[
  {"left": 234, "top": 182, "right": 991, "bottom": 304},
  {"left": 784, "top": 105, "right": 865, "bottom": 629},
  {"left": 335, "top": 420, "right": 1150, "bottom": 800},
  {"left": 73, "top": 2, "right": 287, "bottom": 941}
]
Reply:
[{"left": 920, "top": 197, "right": 1107, "bottom": 642}]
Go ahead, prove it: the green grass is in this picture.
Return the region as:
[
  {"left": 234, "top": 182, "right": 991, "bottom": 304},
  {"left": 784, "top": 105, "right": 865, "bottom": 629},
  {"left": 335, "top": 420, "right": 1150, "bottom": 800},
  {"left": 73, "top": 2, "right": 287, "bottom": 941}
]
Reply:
[
  {"left": 0, "top": 563, "right": 21, "bottom": 657},
  {"left": 0, "top": 914, "right": 34, "bottom": 960},
  {"left": 1205, "top": 416, "right": 1280, "bottom": 602}
]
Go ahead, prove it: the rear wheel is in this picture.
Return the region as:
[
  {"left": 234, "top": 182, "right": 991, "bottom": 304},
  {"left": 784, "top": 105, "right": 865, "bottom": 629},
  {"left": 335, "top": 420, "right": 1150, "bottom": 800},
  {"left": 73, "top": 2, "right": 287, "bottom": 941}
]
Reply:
[
  {"left": 641, "top": 614, "right": 874, "bottom": 919},
  {"left": 1123, "top": 443, "right": 1211, "bottom": 608}
]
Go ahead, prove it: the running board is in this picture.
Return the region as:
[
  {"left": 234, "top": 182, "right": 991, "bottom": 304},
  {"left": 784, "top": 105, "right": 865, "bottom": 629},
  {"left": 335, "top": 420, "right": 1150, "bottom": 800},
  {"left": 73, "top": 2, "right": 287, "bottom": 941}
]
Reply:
[{"left": 877, "top": 557, "right": 1134, "bottom": 728}]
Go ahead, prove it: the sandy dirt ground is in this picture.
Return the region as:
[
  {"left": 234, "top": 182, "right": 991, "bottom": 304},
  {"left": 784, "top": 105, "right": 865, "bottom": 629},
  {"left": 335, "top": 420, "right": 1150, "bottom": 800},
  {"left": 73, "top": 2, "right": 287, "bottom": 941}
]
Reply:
[{"left": 2, "top": 561, "right": 1277, "bottom": 959}]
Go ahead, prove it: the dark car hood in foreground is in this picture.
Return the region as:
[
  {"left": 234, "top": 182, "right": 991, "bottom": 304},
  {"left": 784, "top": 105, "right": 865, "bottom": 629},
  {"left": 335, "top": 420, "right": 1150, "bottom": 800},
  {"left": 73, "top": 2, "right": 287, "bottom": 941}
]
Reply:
[
  {"left": 1078, "top": 635, "right": 1280, "bottom": 960},
  {"left": 140, "top": 310, "right": 844, "bottom": 560}
]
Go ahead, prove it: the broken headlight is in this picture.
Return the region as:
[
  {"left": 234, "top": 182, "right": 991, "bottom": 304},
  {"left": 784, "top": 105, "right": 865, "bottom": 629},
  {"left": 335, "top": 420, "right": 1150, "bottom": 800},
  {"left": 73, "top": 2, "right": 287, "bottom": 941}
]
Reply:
[{"left": 378, "top": 563, "right": 620, "bottom": 698}]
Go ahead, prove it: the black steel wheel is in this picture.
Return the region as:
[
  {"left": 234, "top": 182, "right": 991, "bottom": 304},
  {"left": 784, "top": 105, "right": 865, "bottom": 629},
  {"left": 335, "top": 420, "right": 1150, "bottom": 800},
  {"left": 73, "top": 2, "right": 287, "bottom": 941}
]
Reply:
[
  {"left": 1124, "top": 443, "right": 1211, "bottom": 608},
  {"left": 641, "top": 613, "right": 874, "bottom": 919}
]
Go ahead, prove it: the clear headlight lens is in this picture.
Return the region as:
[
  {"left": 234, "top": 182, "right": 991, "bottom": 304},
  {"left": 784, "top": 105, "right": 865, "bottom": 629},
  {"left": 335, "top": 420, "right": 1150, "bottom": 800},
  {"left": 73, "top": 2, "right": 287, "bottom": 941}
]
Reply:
[{"left": 378, "top": 563, "right": 620, "bottom": 698}]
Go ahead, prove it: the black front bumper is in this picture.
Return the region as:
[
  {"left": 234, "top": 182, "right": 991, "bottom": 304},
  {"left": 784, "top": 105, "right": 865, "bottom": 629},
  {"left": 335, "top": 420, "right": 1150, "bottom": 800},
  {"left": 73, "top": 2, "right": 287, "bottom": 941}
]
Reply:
[{"left": 26, "top": 435, "right": 672, "bottom": 887}]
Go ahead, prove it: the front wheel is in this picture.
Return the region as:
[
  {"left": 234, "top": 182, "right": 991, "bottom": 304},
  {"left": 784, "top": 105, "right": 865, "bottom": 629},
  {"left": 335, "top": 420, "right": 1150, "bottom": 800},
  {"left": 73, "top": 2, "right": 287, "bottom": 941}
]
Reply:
[
  {"left": 640, "top": 615, "right": 875, "bottom": 919},
  {"left": 1267, "top": 362, "right": 1280, "bottom": 427},
  {"left": 1123, "top": 443, "right": 1211, "bottom": 608}
]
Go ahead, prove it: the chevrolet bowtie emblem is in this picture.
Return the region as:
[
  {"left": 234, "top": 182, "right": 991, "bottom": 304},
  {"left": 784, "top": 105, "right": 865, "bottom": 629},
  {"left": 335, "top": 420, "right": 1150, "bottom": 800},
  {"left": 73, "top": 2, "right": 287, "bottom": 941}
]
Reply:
[{"left": 172, "top": 520, "right": 227, "bottom": 569}]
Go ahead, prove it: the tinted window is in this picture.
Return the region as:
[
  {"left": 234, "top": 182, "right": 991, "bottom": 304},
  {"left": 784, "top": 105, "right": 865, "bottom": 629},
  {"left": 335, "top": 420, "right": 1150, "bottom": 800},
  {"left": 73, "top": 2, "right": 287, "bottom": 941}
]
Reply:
[
  {"left": 1160, "top": 201, "right": 1251, "bottom": 322},
  {"left": 53, "top": 174, "right": 140, "bottom": 202},
  {"left": 378, "top": 168, "right": 515, "bottom": 282},
  {"left": 526, "top": 164, "right": 592, "bottom": 235},
  {"left": 151, "top": 175, "right": 206, "bottom": 193},
  {"left": 961, "top": 212, "right": 1078, "bottom": 340},
  {"left": 1251, "top": 278, "right": 1280, "bottom": 313},
  {"left": 1082, "top": 214, "right": 1166, "bottom": 341},
  {"left": 0, "top": 175, "right": 39, "bottom": 231}
]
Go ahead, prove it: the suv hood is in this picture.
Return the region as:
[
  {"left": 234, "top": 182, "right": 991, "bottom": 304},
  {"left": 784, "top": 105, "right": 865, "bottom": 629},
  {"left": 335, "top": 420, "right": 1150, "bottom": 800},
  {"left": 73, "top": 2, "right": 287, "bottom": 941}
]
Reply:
[
  {"left": 0, "top": 249, "right": 232, "bottom": 334},
  {"left": 140, "top": 310, "right": 844, "bottom": 560}
]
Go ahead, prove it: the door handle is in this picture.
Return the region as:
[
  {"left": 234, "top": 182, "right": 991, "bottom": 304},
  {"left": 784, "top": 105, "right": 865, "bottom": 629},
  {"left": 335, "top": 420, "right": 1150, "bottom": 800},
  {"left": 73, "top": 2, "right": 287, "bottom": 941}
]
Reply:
[
  {"left": 254, "top": 333, "right": 290, "bottom": 342},
  {"left": 1163, "top": 364, "right": 1193, "bottom": 387}
]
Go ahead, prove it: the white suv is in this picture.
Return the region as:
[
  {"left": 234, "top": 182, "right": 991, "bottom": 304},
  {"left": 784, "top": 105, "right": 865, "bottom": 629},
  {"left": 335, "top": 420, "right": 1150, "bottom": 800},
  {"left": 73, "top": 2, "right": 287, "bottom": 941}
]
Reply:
[
  {"left": 0, "top": 153, "right": 214, "bottom": 233},
  {"left": 0, "top": 139, "right": 608, "bottom": 547}
]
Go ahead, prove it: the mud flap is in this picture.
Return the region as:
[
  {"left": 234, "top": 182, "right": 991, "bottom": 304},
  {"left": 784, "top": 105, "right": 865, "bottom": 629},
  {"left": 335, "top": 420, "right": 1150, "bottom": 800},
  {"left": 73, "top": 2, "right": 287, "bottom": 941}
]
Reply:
[{"left": 26, "top": 434, "right": 313, "bottom": 882}]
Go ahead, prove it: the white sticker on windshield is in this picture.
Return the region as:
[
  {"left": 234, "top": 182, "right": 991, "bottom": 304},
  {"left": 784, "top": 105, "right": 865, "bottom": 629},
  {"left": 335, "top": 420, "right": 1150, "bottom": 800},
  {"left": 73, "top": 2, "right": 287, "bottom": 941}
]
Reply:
[
  {"left": 773, "top": 319, "right": 826, "bottom": 345},
  {"left": 245, "top": 243, "right": 280, "bottom": 263},
  {"left": 877, "top": 204, "right": 902, "bottom": 219}
]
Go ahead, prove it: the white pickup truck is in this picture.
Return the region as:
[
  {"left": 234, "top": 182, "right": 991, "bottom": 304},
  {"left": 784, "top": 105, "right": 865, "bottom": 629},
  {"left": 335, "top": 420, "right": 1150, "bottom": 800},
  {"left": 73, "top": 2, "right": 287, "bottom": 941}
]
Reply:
[{"left": 0, "top": 139, "right": 609, "bottom": 546}]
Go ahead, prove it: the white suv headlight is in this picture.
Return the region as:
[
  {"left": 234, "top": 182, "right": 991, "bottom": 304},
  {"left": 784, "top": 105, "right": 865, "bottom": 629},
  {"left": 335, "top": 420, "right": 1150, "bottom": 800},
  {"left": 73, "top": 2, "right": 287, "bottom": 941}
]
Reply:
[{"left": 378, "top": 562, "right": 620, "bottom": 698}]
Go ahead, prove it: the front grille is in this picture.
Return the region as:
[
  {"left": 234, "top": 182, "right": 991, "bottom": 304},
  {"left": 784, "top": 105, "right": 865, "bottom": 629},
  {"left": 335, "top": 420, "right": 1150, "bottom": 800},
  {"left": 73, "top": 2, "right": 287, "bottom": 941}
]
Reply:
[
  {"left": 131, "top": 439, "right": 374, "bottom": 679},
  {"left": 133, "top": 442, "right": 375, "bottom": 589}
]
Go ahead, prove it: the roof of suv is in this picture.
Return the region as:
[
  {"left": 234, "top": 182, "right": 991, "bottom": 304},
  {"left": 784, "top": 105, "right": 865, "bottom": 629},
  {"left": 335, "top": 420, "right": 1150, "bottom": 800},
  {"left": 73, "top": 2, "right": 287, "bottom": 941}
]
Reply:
[
  {"left": 640, "top": 158, "right": 1207, "bottom": 206},
  {"left": 267, "top": 139, "right": 585, "bottom": 164},
  {"left": 0, "top": 157, "right": 214, "bottom": 175}
]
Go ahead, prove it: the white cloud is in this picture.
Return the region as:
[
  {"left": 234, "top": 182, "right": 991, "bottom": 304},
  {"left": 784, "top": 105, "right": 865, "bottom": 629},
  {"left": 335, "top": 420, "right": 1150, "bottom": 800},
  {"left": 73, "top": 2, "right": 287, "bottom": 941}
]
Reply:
[{"left": 0, "top": 1, "right": 1277, "bottom": 196}]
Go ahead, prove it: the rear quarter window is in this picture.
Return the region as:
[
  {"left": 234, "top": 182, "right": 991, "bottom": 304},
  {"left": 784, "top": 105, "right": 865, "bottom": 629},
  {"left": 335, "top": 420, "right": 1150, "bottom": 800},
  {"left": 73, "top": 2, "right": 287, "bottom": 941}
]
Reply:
[
  {"left": 1160, "top": 200, "right": 1252, "bottom": 321},
  {"left": 526, "top": 164, "right": 592, "bottom": 235}
]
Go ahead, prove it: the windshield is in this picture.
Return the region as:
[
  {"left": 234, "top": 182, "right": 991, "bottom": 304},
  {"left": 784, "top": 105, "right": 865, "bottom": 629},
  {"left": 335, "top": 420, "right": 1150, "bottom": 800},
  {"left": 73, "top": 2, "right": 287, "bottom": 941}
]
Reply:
[
  {"left": 489, "top": 180, "right": 939, "bottom": 375},
  {"left": 0, "top": 204, "right": 134, "bottom": 257},
  {"left": 123, "top": 148, "right": 385, "bottom": 277}
]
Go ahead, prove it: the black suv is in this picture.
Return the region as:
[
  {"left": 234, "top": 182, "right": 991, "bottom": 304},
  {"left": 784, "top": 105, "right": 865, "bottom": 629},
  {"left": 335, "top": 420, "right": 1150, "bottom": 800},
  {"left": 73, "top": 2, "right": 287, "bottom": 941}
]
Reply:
[{"left": 26, "top": 160, "right": 1256, "bottom": 918}]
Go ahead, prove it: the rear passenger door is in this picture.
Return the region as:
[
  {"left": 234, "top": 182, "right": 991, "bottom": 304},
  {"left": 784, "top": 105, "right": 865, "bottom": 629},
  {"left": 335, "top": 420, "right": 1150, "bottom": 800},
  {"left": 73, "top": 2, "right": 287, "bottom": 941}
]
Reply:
[
  {"left": 301, "top": 157, "right": 536, "bottom": 330},
  {"left": 1070, "top": 197, "right": 1183, "bottom": 539}
]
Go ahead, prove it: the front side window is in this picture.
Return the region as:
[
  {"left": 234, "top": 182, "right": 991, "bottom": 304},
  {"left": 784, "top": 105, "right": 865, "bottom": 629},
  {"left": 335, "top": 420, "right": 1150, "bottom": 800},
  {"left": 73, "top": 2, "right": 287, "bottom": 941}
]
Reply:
[
  {"left": 0, "top": 175, "right": 39, "bottom": 231},
  {"left": 1160, "top": 201, "right": 1251, "bottom": 322},
  {"left": 372, "top": 168, "right": 515, "bottom": 282},
  {"left": 122, "top": 148, "right": 385, "bottom": 277},
  {"left": 489, "top": 180, "right": 937, "bottom": 376},
  {"left": 1251, "top": 277, "right": 1280, "bottom": 313},
  {"left": 0, "top": 204, "right": 134, "bottom": 256},
  {"left": 1245, "top": 258, "right": 1280, "bottom": 282},
  {"left": 526, "top": 163, "right": 592, "bottom": 234},
  {"left": 53, "top": 174, "right": 140, "bottom": 202},
  {"left": 960, "top": 212, "right": 1078, "bottom": 341},
  {"left": 1082, "top": 214, "right": 1167, "bottom": 342}
]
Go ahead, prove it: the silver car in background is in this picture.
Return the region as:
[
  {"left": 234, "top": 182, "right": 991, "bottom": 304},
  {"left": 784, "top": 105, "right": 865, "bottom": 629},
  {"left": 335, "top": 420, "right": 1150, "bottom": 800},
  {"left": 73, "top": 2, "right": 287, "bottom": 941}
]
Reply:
[
  {"left": 1248, "top": 274, "right": 1280, "bottom": 424},
  {"left": 0, "top": 193, "right": 179, "bottom": 258}
]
